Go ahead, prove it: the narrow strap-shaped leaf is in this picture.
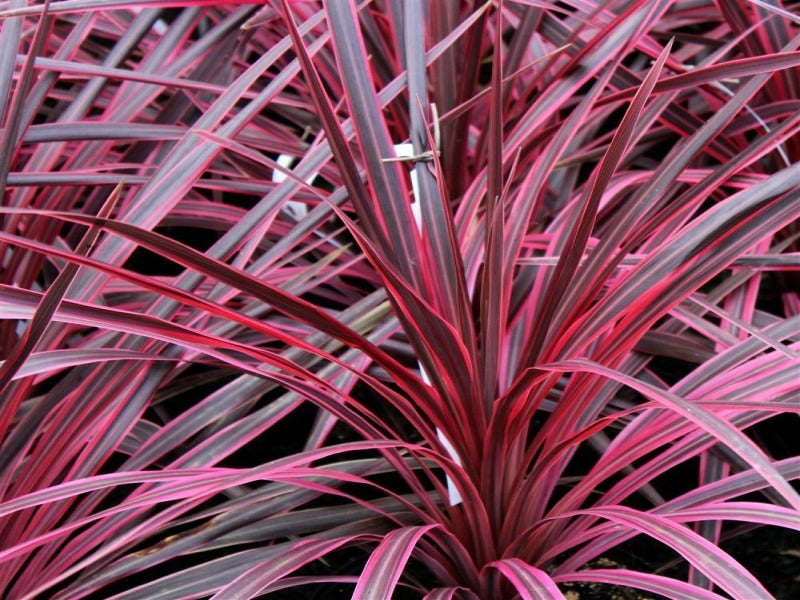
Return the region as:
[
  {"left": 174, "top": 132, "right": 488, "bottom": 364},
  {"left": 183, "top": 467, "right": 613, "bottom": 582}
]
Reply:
[
  {"left": 576, "top": 506, "right": 771, "bottom": 599},
  {"left": 23, "top": 121, "right": 186, "bottom": 143},
  {"left": 330, "top": 205, "right": 478, "bottom": 455},
  {"left": 0, "top": 440, "right": 421, "bottom": 565},
  {"left": 748, "top": 0, "right": 800, "bottom": 24},
  {"left": 432, "top": 2, "right": 489, "bottom": 197},
  {"left": 668, "top": 501, "right": 800, "bottom": 530},
  {"left": 0, "top": 0, "right": 24, "bottom": 123},
  {"left": 353, "top": 525, "right": 438, "bottom": 600},
  {"left": 547, "top": 457, "right": 800, "bottom": 573},
  {"left": 15, "top": 57, "right": 245, "bottom": 98},
  {"left": 1, "top": 348, "right": 177, "bottom": 380},
  {"left": 325, "top": 0, "right": 422, "bottom": 287},
  {"left": 499, "top": 5, "right": 673, "bottom": 373},
  {"left": 529, "top": 39, "right": 673, "bottom": 365},
  {"left": 0, "top": 469, "right": 229, "bottom": 520},
  {"left": 542, "top": 358, "right": 800, "bottom": 511},
  {"left": 0, "top": 183, "right": 122, "bottom": 437},
  {"left": 208, "top": 537, "right": 356, "bottom": 600},
  {"left": 562, "top": 180, "right": 800, "bottom": 363},
  {"left": 479, "top": 1, "right": 506, "bottom": 412},
  {"left": 560, "top": 33, "right": 800, "bottom": 330},
  {"left": 0, "top": 228, "right": 385, "bottom": 390},
  {"left": 277, "top": 0, "right": 383, "bottom": 250},
  {"left": 0, "top": 206, "right": 437, "bottom": 419},
  {"left": 486, "top": 557, "right": 566, "bottom": 600},
  {"left": 99, "top": 546, "right": 302, "bottom": 600},
  {"left": 482, "top": 46, "right": 650, "bottom": 519},
  {"left": 555, "top": 569, "right": 726, "bottom": 600},
  {"left": 600, "top": 50, "right": 800, "bottom": 106},
  {"left": 0, "top": 0, "right": 258, "bottom": 17},
  {"left": 403, "top": 0, "right": 476, "bottom": 358},
  {"left": 0, "top": 0, "right": 50, "bottom": 203}
]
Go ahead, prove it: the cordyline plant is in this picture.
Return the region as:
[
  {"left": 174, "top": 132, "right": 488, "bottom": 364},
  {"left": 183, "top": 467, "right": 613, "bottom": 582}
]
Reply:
[{"left": 0, "top": 0, "right": 798, "bottom": 598}]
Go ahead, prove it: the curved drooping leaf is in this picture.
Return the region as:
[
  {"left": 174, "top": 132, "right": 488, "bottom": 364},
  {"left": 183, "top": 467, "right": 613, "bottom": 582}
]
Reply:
[
  {"left": 576, "top": 506, "right": 771, "bottom": 599},
  {"left": 486, "top": 557, "right": 566, "bottom": 600},
  {"left": 352, "top": 525, "right": 439, "bottom": 600},
  {"left": 540, "top": 359, "right": 800, "bottom": 510},
  {"left": 208, "top": 537, "right": 357, "bottom": 600},
  {"left": 555, "top": 569, "right": 726, "bottom": 600}
]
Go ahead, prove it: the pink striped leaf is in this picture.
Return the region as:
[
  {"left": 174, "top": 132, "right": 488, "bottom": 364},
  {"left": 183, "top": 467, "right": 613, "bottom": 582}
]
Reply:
[
  {"left": 541, "top": 358, "right": 800, "bottom": 510},
  {"left": 576, "top": 506, "right": 771, "bottom": 599},
  {"left": 352, "top": 525, "right": 439, "bottom": 600},
  {"left": 486, "top": 557, "right": 566, "bottom": 600},
  {"left": 555, "top": 569, "right": 726, "bottom": 600},
  {"left": 208, "top": 537, "right": 357, "bottom": 600}
]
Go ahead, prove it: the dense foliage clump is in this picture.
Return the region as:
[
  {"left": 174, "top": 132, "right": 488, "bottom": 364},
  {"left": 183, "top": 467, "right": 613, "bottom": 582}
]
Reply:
[{"left": 0, "top": 1, "right": 798, "bottom": 598}]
